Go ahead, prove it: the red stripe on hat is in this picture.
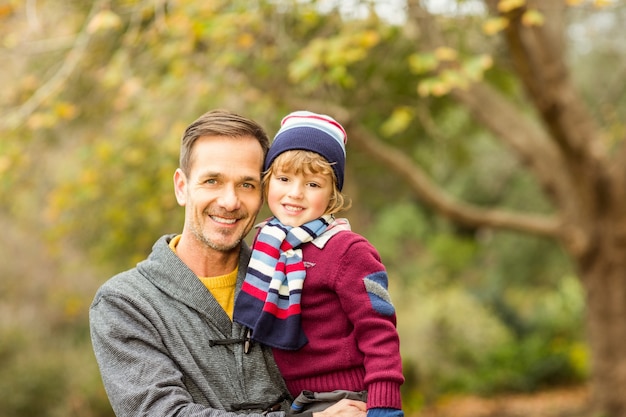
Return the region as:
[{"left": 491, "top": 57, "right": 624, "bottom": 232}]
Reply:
[{"left": 281, "top": 113, "right": 347, "bottom": 144}]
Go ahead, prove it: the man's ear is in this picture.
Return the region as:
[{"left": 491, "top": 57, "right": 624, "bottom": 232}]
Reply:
[{"left": 173, "top": 168, "right": 187, "bottom": 206}]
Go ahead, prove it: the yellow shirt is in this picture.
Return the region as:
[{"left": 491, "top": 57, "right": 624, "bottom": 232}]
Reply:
[{"left": 169, "top": 235, "right": 238, "bottom": 320}]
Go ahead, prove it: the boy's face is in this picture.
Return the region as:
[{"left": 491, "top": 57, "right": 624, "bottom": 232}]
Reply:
[{"left": 266, "top": 166, "right": 333, "bottom": 227}]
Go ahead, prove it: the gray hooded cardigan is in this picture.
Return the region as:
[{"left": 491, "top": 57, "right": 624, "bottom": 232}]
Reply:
[{"left": 90, "top": 234, "right": 291, "bottom": 417}]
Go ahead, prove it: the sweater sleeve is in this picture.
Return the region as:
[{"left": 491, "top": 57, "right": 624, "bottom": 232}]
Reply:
[
  {"left": 90, "top": 285, "right": 285, "bottom": 417},
  {"left": 334, "top": 238, "right": 404, "bottom": 410}
]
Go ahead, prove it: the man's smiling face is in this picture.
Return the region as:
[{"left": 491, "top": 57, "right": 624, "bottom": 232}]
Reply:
[{"left": 175, "top": 135, "right": 264, "bottom": 253}]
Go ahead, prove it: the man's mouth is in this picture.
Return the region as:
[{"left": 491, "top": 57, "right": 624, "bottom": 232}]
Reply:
[{"left": 210, "top": 215, "right": 238, "bottom": 224}]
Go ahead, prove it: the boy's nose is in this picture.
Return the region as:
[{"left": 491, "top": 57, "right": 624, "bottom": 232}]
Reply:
[{"left": 287, "top": 184, "right": 304, "bottom": 199}]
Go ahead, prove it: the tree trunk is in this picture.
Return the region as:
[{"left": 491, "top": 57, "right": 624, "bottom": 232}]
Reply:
[
  {"left": 578, "top": 236, "right": 626, "bottom": 417},
  {"left": 298, "top": 0, "right": 626, "bottom": 414}
]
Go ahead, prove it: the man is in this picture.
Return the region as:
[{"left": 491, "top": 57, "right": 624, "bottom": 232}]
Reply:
[{"left": 90, "top": 110, "right": 366, "bottom": 417}]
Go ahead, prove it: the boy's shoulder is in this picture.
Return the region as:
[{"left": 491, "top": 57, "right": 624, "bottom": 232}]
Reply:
[{"left": 311, "top": 227, "right": 369, "bottom": 251}]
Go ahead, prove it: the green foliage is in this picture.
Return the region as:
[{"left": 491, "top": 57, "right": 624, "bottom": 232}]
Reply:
[
  {"left": 2, "top": 0, "right": 612, "bottom": 413},
  {"left": 289, "top": 29, "right": 383, "bottom": 90},
  {"left": 458, "top": 334, "right": 585, "bottom": 394},
  {"left": 0, "top": 351, "right": 67, "bottom": 417},
  {"left": 367, "top": 202, "right": 428, "bottom": 262},
  {"left": 429, "top": 233, "right": 479, "bottom": 276},
  {"left": 366, "top": 200, "right": 581, "bottom": 399},
  {"left": 395, "top": 274, "right": 586, "bottom": 399},
  {"left": 0, "top": 326, "right": 113, "bottom": 417},
  {"left": 397, "top": 284, "right": 513, "bottom": 399},
  {"left": 45, "top": 122, "right": 183, "bottom": 269}
]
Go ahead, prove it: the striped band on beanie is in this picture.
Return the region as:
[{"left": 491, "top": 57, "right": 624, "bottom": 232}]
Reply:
[{"left": 265, "top": 111, "right": 348, "bottom": 190}]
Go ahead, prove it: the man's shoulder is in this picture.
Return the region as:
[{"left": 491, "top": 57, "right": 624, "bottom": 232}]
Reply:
[
  {"left": 92, "top": 235, "right": 173, "bottom": 302},
  {"left": 92, "top": 267, "right": 146, "bottom": 303}
]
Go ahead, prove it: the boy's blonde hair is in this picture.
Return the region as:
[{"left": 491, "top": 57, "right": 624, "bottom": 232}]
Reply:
[{"left": 263, "top": 150, "right": 351, "bottom": 215}]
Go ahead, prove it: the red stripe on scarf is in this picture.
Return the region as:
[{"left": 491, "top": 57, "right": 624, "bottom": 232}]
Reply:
[
  {"left": 241, "top": 281, "right": 270, "bottom": 301},
  {"left": 255, "top": 240, "right": 281, "bottom": 258},
  {"left": 262, "top": 301, "right": 302, "bottom": 319}
]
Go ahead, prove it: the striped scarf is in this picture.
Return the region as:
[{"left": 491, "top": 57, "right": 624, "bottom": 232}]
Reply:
[{"left": 233, "top": 215, "right": 332, "bottom": 350}]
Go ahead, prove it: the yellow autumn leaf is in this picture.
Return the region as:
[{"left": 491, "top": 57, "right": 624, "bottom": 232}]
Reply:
[
  {"left": 498, "top": 0, "right": 526, "bottom": 12},
  {"left": 408, "top": 53, "right": 438, "bottom": 74},
  {"left": 483, "top": 17, "right": 509, "bottom": 35},
  {"left": 435, "top": 47, "right": 458, "bottom": 62},
  {"left": 54, "top": 102, "right": 78, "bottom": 120},
  {"left": 380, "top": 107, "right": 414, "bottom": 137},
  {"left": 0, "top": 3, "right": 14, "bottom": 18},
  {"left": 431, "top": 80, "right": 451, "bottom": 97},
  {"left": 565, "top": 0, "right": 584, "bottom": 5},
  {"left": 359, "top": 30, "right": 380, "bottom": 48},
  {"left": 417, "top": 80, "right": 433, "bottom": 97},
  {"left": 522, "top": 9, "right": 545, "bottom": 27},
  {"left": 237, "top": 32, "right": 255, "bottom": 49}
]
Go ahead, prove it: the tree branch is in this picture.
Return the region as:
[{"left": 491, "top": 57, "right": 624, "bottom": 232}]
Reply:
[
  {"left": 1, "top": 1, "right": 104, "bottom": 131},
  {"left": 287, "top": 94, "right": 593, "bottom": 251},
  {"left": 485, "top": 0, "right": 607, "bottom": 187},
  {"left": 451, "top": 83, "right": 579, "bottom": 215},
  {"left": 348, "top": 121, "right": 563, "bottom": 238}
]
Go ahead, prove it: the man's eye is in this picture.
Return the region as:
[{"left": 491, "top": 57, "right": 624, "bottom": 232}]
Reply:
[{"left": 242, "top": 183, "right": 256, "bottom": 189}]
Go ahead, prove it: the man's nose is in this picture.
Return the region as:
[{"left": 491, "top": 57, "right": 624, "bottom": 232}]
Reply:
[{"left": 218, "top": 185, "right": 240, "bottom": 210}]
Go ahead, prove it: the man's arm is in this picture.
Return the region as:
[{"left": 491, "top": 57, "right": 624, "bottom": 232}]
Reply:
[{"left": 90, "top": 290, "right": 284, "bottom": 417}]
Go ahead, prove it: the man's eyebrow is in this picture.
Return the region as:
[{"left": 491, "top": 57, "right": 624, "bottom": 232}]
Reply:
[
  {"left": 195, "top": 168, "right": 219, "bottom": 175},
  {"left": 194, "top": 169, "right": 260, "bottom": 182},
  {"left": 241, "top": 175, "right": 261, "bottom": 183},
  {"left": 196, "top": 171, "right": 221, "bottom": 179}
]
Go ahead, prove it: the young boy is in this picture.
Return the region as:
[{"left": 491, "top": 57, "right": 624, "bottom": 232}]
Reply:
[{"left": 233, "top": 111, "right": 404, "bottom": 417}]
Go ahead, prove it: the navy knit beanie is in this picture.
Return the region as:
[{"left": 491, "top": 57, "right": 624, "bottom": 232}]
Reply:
[{"left": 265, "top": 111, "right": 348, "bottom": 190}]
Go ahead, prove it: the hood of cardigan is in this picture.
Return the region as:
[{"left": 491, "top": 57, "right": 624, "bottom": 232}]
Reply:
[{"left": 136, "top": 234, "right": 252, "bottom": 324}]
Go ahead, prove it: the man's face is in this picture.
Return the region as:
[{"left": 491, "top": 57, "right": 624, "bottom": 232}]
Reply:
[{"left": 174, "top": 135, "right": 264, "bottom": 253}]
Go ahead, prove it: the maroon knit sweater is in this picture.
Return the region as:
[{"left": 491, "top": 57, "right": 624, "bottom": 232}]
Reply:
[{"left": 271, "top": 230, "right": 404, "bottom": 410}]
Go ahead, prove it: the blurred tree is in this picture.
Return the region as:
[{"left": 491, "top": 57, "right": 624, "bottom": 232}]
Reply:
[
  {"left": 1, "top": 0, "right": 625, "bottom": 415},
  {"left": 171, "top": 0, "right": 621, "bottom": 413},
  {"left": 264, "top": 0, "right": 624, "bottom": 415}
]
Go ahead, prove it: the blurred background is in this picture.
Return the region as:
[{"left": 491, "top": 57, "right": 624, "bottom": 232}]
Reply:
[{"left": 1, "top": 0, "right": 624, "bottom": 416}]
